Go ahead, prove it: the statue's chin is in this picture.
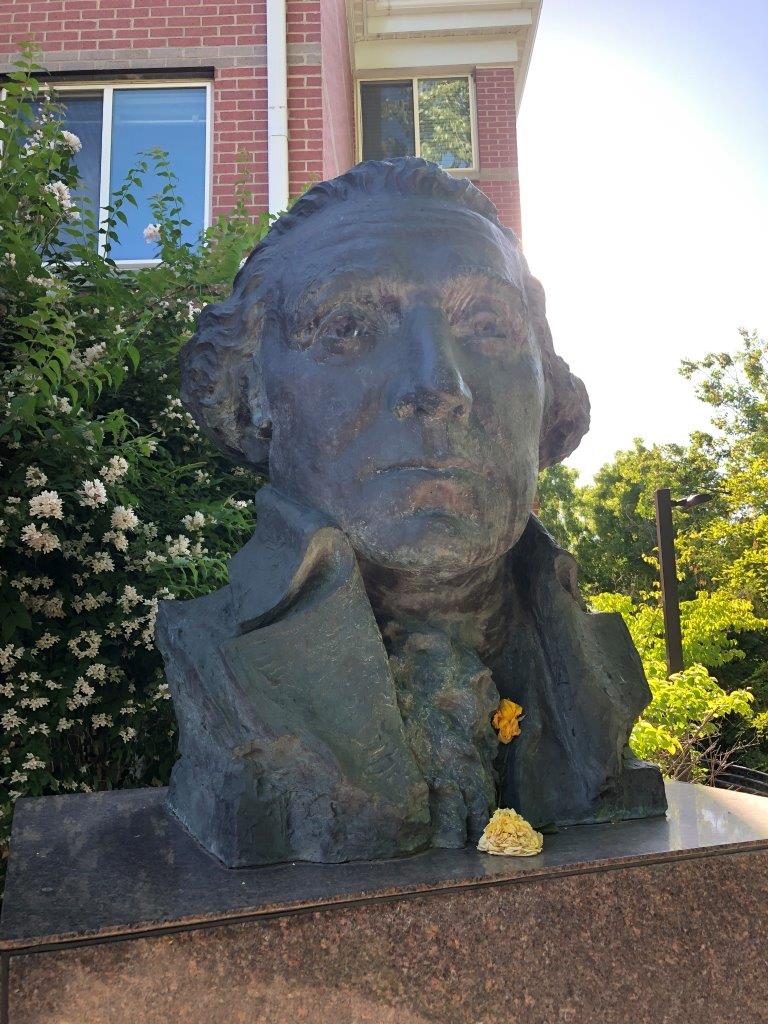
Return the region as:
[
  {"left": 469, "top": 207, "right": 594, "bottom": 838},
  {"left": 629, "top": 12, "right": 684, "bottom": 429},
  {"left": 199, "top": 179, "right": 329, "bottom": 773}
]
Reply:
[{"left": 348, "top": 509, "right": 527, "bottom": 580}]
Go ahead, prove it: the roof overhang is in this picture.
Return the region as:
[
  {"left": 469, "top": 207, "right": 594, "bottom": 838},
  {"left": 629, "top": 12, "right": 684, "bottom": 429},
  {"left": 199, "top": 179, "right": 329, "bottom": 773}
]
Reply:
[{"left": 346, "top": 0, "right": 542, "bottom": 107}]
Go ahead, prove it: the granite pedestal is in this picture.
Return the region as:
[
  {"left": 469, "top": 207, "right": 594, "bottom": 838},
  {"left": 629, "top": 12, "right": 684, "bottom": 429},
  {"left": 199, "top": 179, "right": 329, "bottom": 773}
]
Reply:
[{"left": 2, "top": 781, "right": 768, "bottom": 1024}]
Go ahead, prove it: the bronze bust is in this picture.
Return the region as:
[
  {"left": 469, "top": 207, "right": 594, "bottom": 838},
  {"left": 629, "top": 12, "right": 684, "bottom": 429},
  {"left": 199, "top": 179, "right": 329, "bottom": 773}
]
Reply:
[{"left": 156, "top": 158, "right": 666, "bottom": 867}]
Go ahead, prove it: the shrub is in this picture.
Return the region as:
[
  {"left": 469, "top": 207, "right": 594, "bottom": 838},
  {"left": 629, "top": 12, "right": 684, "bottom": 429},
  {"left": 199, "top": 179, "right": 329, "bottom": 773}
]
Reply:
[
  {"left": 591, "top": 591, "right": 768, "bottom": 778},
  {"left": 0, "top": 50, "right": 269, "bottom": 861}
]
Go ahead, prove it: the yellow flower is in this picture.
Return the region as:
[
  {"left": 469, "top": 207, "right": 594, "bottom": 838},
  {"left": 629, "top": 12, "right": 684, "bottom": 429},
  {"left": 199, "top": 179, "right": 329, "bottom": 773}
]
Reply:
[
  {"left": 492, "top": 698, "right": 523, "bottom": 743},
  {"left": 477, "top": 808, "right": 543, "bottom": 857}
]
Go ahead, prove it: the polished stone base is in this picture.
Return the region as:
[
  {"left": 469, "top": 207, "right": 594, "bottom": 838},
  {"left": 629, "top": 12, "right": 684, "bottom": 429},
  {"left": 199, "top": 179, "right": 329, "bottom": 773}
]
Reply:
[{"left": 3, "top": 781, "right": 768, "bottom": 1023}]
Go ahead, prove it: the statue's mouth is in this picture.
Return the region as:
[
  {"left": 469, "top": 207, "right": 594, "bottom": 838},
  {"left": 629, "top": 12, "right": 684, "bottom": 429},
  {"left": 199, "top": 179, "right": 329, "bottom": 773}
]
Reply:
[{"left": 363, "top": 457, "right": 477, "bottom": 479}]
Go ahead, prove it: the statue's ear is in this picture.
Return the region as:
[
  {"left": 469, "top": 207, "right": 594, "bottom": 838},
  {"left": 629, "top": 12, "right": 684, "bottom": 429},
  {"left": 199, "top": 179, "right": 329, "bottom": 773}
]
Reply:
[
  {"left": 180, "top": 291, "right": 271, "bottom": 473},
  {"left": 524, "top": 272, "right": 590, "bottom": 469}
]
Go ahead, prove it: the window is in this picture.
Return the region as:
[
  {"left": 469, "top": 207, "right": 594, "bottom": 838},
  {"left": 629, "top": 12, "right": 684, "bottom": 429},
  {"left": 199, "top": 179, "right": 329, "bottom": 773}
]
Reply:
[
  {"left": 359, "top": 76, "right": 475, "bottom": 171},
  {"left": 42, "top": 82, "right": 211, "bottom": 262}
]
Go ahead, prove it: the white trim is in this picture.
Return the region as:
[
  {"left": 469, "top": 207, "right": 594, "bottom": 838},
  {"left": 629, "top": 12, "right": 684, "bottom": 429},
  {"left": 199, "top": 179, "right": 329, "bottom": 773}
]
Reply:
[
  {"left": 266, "top": 0, "right": 289, "bottom": 213},
  {"left": 356, "top": 36, "right": 518, "bottom": 71},
  {"left": 357, "top": 73, "right": 477, "bottom": 174},
  {"left": 411, "top": 76, "right": 421, "bottom": 160},
  {"left": 204, "top": 80, "right": 213, "bottom": 230},
  {"left": 55, "top": 79, "right": 213, "bottom": 264},
  {"left": 366, "top": 7, "right": 531, "bottom": 35}
]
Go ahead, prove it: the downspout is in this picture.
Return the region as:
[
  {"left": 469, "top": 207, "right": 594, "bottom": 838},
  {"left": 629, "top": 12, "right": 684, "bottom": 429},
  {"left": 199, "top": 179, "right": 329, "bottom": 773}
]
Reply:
[{"left": 267, "top": 0, "right": 289, "bottom": 214}]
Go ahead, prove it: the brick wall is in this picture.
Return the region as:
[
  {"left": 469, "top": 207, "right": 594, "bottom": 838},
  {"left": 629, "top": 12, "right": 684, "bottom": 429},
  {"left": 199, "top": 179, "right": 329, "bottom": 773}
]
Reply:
[
  {"left": 472, "top": 67, "right": 522, "bottom": 238},
  {"left": 0, "top": 0, "right": 324, "bottom": 218},
  {"left": 287, "top": 0, "right": 323, "bottom": 197},
  {"left": 0, "top": 3, "right": 520, "bottom": 231}
]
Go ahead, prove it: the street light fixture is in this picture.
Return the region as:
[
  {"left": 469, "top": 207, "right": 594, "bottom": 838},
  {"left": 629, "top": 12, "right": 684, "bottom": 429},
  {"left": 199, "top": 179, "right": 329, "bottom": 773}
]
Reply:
[{"left": 654, "top": 488, "right": 715, "bottom": 675}]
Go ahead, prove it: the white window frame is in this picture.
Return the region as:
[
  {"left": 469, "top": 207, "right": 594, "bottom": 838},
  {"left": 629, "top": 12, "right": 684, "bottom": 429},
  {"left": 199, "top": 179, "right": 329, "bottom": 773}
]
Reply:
[
  {"left": 356, "top": 73, "right": 478, "bottom": 175},
  {"left": 52, "top": 79, "right": 213, "bottom": 267}
]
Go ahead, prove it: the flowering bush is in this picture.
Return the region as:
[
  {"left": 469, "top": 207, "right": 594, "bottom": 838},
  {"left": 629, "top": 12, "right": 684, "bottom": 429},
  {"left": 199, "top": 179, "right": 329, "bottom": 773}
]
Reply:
[{"left": 0, "top": 50, "right": 271, "bottom": 862}]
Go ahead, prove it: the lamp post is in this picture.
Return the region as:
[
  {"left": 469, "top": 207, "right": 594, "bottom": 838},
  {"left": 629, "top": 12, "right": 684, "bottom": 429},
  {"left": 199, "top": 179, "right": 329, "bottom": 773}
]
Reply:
[{"left": 654, "top": 489, "right": 714, "bottom": 676}]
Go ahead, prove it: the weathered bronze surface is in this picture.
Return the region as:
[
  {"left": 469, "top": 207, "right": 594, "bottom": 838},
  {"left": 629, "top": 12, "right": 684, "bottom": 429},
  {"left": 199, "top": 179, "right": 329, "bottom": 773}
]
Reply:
[{"left": 155, "top": 158, "right": 666, "bottom": 867}]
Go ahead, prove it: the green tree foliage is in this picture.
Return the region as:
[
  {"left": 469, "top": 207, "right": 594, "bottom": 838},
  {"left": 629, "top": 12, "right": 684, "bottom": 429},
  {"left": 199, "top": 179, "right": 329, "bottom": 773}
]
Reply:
[
  {"left": 591, "top": 592, "right": 766, "bottom": 779},
  {"left": 678, "top": 331, "right": 768, "bottom": 611},
  {"left": 538, "top": 328, "right": 768, "bottom": 775},
  {"left": 539, "top": 440, "right": 722, "bottom": 599},
  {"left": 0, "top": 50, "right": 270, "bottom": 858}
]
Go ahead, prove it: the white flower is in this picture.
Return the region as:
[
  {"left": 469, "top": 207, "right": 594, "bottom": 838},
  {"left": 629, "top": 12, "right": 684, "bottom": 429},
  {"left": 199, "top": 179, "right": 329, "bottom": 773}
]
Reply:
[
  {"left": 1, "top": 709, "right": 23, "bottom": 730},
  {"left": 83, "top": 342, "right": 106, "bottom": 366},
  {"left": 143, "top": 223, "right": 161, "bottom": 244},
  {"left": 68, "top": 630, "right": 101, "bottom": 659},
  {"left": 102, "top": 529, "right": 129, "bottom": 552},
  {"left": 119, "top": 726, "right": 137, "bottom": 743},
  {"left": 73, "top": 591, "right": 110, "bottom": 613},
  {"left": 90, "top": 551, "right": 115, "bottom": 573},
  {"left": 61, "top": 130, "right": 82, "bottom": 153},
  {"left": 22, "top": 753, "right": 47, "bottom": 770},
  {"left": 35, "top": 633, "right": 59, "bottom": 650},
  {"left": 43, "top": 595, "right": 65, "bottom": 618},
  {"left": 117, "top": 585, "right": 141, "bottom": 613},
  {"left": 100, "top": 455, "right": 129, "bottom": 483},
  {"left": 91, "top": 713, "right": 113, "bottom": 729},
  {"left": 111, "top": 505, "right": 139, "bottom": 531},
  {"left": 2, "top": 252, "right": 16, "bottom": 267},
  {"left": 181, "top": 511, "right": 206, "bottom": 531},
  {"left": 29, "top": 490, "right": 64, "bottom": 520},
  {"left": 50, "top": 396, "right": 72, "bottom": 414},
  {"left": 86, "top": 663, "right": 107, "bottom": 682},
  {"left": 45, "top": 179, "right": 74, "bottom": 208},
  {"left": 20, "top": 523, "right": 60, "bottom": 553},
  {"left": 44, "top": 180, "right": 78, "bottom": 219},
  {"left": 57, "top": 718, "right": 74, "bottom": 731},
  {"left": 0, "top": 644, "right": 24, "bottom": 672},
  {"left": 77, "top": 479, "right": 107, "bottom": 507},
  {"left": 10, "top": 771, "right": 28, "bottom": 784},
  {"left": 25, "top": 466, "right": 48, "bottom": 488},
  {"left": 166, "top": 534, "right": 191, "bottom": 558}
]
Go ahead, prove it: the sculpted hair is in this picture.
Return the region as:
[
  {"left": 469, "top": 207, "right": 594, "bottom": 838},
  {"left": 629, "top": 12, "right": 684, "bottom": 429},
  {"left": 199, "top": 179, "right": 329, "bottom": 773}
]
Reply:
[{"left": 181, "top": 157, "right": 589, "bottom": 473}]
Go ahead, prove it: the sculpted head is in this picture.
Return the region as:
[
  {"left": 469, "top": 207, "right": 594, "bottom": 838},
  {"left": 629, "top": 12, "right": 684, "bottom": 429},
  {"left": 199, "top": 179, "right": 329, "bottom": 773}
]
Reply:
[{"left": 181, "top": 159, "right": 589, "bottom": 581}]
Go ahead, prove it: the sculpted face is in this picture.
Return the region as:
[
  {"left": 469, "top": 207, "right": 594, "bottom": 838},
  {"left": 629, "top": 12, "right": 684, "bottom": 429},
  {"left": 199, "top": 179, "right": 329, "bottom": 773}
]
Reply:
[{"left": 259, "top": 197, "right": 545, "bottom": 579}]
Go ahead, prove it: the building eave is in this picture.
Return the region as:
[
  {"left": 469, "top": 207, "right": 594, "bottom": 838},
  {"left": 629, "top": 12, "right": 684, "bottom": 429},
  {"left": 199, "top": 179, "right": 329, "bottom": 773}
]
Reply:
[{"left": 346, "top": 0, "right": 541, "bottom": 108}]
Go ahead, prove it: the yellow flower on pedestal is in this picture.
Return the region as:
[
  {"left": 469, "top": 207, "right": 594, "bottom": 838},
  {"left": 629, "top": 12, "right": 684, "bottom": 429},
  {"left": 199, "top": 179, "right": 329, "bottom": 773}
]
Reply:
[
  {"left": 492, "top": 698, "right": 523, "bottom": 743},
  {"left": 477, "top": 808, "right": 543, "bottom": 857}
]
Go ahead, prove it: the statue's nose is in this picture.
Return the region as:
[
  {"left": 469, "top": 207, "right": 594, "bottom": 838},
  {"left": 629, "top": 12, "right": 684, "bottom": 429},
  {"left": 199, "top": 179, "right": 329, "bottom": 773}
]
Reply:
[{"left": 391, "top": 307, "right": 473, "bottom": 422}]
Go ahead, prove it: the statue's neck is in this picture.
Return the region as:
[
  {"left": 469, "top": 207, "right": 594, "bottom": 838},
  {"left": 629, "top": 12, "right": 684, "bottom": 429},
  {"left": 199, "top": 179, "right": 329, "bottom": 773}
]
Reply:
[{"left": 358, "top": 553, "right": 511, "bottom": 660}]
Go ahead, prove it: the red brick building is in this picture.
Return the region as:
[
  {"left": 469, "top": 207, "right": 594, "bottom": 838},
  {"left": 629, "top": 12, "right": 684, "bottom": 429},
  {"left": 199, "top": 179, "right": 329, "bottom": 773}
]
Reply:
[{"left": 0, "top": 0, "right": 540, "bottom": 261}]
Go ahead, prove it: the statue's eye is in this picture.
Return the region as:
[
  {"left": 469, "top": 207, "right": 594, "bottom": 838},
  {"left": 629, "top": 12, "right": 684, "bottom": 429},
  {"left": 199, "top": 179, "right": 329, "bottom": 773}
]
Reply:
[
  {"left": 313, "top": 308, "right": 375, "bottom": 357},
  {"left": 453, "top": 307, "right": 511, "bottom": 355},
  {"left": 469, "top": 313, "right": 507, "bottom": 337}
]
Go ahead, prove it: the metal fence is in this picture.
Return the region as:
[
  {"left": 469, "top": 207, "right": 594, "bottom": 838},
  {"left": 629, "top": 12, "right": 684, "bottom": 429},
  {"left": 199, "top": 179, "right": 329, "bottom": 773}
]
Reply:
[{"left": 712, "top": 763, "right": 768, "bottom": 798}]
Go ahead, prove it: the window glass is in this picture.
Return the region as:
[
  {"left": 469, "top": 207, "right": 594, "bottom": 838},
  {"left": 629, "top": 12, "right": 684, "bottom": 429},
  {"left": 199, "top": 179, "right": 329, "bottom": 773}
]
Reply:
[
  {"left": 31, "top": 94, "right": 103, "bottom": 250},
  {"left": 60, "top": 94, "right": 104, "bottom": 245},
  {"left": 418, "top": 78, "right": 472, "bottom": 170},
  {"left": 360, "top": 81, "right": 415, "bottom": 161},
  {"left": 109, "top": 87, "right": 207, "bottom": 260}
]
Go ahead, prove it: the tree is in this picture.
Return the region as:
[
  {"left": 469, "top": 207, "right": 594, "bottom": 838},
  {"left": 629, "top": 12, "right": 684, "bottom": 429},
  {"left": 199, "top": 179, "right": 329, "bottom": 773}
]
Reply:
[
  {"left": 538, "top": 440, "right": 722, "bottom": 598},
  {"left": 678, "top": 331, "right": 768, "bottom": 611}
]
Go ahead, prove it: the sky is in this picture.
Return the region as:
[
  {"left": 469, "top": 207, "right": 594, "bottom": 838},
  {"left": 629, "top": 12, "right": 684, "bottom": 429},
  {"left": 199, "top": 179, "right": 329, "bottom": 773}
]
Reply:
[{"left": 517, "top": 0, "right": 768, "bottom": 480}]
